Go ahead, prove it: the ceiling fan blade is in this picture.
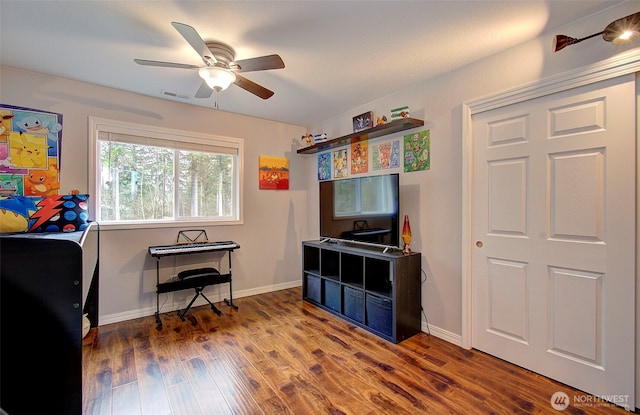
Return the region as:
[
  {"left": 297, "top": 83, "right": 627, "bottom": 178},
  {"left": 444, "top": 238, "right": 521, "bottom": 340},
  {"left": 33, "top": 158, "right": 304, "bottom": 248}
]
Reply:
[
  {"left": 231, "top": 54, "right": 285, "bottom": 73},
  {"left": 171, "top": 22, "right": 217, "bottom": 65},
  {"left": 234, "top": 75, "right": 274, "bottom": 99},
  {"left": 194, "top": 81, "right": 213, "bottom": 98},
  {"left": 134, "top": 59, "right": 199, "bottom": 70}
]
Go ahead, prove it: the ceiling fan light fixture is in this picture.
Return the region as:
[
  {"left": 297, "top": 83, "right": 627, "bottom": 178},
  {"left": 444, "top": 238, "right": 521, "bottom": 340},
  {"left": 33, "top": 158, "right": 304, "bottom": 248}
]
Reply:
[{"left": 198, "top": 66, "right": 236, "bottom": 92}]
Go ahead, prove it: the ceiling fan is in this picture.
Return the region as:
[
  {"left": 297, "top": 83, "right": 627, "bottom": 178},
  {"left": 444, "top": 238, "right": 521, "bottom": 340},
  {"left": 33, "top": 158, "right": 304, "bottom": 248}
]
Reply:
[{"left": 134, "top": 22, "right": 285, "bottom": 99}]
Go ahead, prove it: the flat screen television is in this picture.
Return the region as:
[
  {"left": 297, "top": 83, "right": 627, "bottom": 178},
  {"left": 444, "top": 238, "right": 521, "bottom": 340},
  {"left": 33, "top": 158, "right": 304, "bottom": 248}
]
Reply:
[{"left": 319, "top": 173, "right": 399, "bottom": 248}]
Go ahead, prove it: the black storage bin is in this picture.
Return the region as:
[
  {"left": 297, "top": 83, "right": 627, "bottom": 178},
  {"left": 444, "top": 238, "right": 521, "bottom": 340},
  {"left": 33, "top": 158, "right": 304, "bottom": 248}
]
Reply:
[
  {"left": 343, "top": 286, "right": 365, "bottom": 323},
  {"left": 366, "top": 294, "right": 393, "bottom": 336},
  {"left": 323, "top": 280, "right": 340, "bottom": 312},
  {"left": 306, "top": 274, "right": 321, "bottom": 303}
]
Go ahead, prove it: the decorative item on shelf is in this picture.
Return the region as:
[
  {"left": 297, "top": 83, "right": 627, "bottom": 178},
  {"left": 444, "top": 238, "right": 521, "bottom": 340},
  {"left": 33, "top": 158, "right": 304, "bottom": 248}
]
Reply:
[
  {"left": 391, "top": 106, "right": 410, "bottom": 119},
  {"left": 301, "top": 133, "right": 328, "bottom": 146},
  {"left": 376, "top": 115, "right": 388, "bottom": 126},
  {"left": 313, "top": 133, "right": 328, "bottom": 143},
  {"left": 353, "top": 111, "right": 373, "bottom": 132},
  {"left": 402, "top": 214, "right": 412, "bottom": 255}
]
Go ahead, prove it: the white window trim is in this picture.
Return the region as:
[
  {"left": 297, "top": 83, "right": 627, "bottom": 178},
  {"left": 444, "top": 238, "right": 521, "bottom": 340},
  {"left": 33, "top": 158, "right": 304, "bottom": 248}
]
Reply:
[{"left": 88, "top": 116, "right": 244, "bottom": 230}]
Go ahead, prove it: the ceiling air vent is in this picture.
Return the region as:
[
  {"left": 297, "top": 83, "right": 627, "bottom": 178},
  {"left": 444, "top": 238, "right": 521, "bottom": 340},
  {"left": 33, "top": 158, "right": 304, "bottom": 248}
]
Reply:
[{"left": 162, "top": 90, "right": 190, "bottom": 100}]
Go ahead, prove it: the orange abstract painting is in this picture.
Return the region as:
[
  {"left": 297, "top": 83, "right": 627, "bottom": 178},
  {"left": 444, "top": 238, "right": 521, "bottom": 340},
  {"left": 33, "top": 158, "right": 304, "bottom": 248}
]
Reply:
[{"left": 259, "top": 155, "right": 289, "bottom": 190}]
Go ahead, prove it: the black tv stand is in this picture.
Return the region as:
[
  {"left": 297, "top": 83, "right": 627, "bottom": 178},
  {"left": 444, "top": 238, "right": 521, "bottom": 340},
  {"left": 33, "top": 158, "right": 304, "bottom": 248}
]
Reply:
[{"left": 302, "top": 240, "right": 421, "bottom": 343}]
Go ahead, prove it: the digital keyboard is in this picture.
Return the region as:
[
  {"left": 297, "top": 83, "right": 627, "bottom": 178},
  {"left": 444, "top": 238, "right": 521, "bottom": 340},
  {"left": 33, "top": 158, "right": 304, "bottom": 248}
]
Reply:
[{"left": 149, "top": 241, "right": 240, "bottom": 257}]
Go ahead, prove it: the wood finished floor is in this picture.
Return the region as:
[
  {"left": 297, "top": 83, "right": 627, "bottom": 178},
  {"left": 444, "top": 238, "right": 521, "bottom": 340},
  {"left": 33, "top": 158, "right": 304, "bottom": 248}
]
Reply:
[{"left": 82, "top": 287, "right": 630, "bottom": 414}]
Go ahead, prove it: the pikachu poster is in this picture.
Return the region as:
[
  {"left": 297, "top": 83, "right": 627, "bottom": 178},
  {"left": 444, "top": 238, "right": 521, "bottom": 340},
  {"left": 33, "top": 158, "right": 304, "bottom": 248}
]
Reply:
[{"left": 0, "top": 105, "right": 62, "bottom": 197}]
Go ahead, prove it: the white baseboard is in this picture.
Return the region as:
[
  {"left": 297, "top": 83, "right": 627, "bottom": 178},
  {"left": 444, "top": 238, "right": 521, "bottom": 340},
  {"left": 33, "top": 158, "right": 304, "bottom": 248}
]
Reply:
[
  {"left": 422, "top": 321, "right": 464, "bottom": 348},
  {"left": 98, "top": 280, "right": 302, "bottom": 325}
]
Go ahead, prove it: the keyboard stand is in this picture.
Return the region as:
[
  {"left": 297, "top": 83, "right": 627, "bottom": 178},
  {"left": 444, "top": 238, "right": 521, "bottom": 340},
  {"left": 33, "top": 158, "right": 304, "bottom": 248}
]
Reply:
[{"left": 222, "top": 248, "right": 238, "bottom": 311}]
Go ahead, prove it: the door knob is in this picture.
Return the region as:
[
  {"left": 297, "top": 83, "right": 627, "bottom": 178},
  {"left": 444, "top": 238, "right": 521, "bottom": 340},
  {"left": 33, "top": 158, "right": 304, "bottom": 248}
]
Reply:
[{"left": 476, "top": 241, "right": 483, "bottom": 248}]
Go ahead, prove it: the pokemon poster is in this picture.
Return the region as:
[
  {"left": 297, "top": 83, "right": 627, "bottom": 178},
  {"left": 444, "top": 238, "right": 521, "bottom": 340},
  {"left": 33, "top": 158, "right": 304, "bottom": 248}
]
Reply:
[
  {"left": 332, "top": 148, "right": 348, "bottom": 179},
  {"left": 372, "top": 140, "right": 400, "bottom": 171},
  {"left": 0, "top": 105, "right": 62, "bottom": 197},
  {"left": 350, "top": 141, "right": 368, "bottom": 175},
  {"left": 403, "top": 130, "right": 430, "bottom": 173},
  {"left": 317, "top": 153, "right": 331, "bottom": 181}
]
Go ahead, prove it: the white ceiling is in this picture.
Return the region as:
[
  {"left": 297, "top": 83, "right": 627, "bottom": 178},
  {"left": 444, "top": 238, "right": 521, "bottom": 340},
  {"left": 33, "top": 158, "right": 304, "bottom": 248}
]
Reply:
[{"left": 0, "top": 0, "right": 625, "bottom": 127}]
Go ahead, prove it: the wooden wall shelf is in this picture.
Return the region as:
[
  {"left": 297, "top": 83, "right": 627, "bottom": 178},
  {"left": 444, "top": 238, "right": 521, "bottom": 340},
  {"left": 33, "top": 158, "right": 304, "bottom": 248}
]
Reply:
[{"left": 297, "top": 117, "right": 424, "bottom": 154}]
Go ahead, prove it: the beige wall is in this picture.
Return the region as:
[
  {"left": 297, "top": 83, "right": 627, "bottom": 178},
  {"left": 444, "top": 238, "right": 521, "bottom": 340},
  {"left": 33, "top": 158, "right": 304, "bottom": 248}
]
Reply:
[
  {"left": 0, "top": 66, "right": 307, "bottom": 322},
  {"left": 306, "top": 2, "right": 640, "bottom": 342}
]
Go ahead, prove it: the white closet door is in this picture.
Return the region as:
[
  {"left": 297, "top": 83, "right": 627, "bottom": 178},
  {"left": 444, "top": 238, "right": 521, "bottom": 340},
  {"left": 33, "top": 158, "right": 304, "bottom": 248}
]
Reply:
[{"left": 471, "top": 74, "right": 635, "bottom": 410}]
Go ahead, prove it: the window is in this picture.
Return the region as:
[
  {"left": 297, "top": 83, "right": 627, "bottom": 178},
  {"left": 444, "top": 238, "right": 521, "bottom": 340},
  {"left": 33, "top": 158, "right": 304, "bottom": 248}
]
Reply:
[{"left": 90, "top": 118, "right": 243, "bottom": 228}]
